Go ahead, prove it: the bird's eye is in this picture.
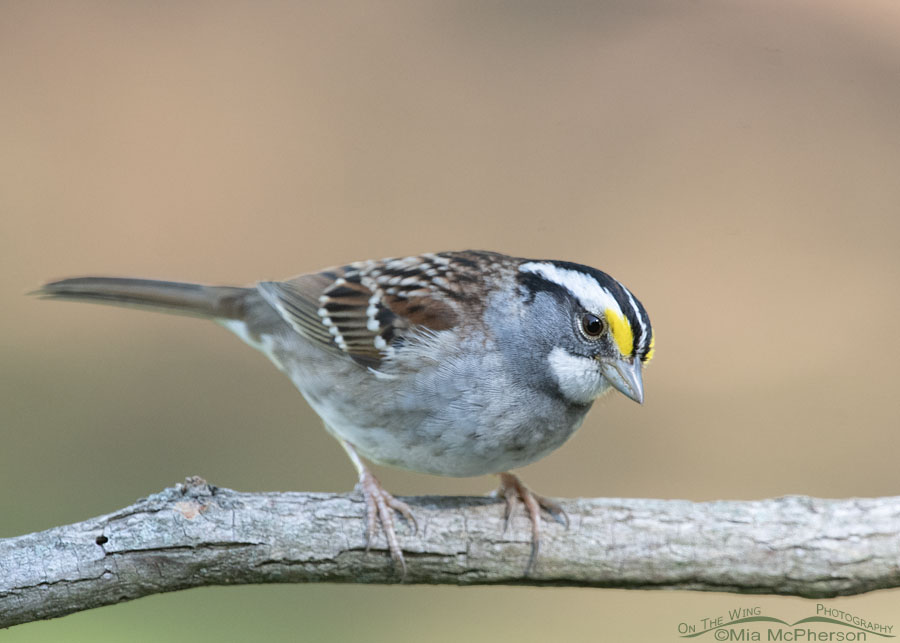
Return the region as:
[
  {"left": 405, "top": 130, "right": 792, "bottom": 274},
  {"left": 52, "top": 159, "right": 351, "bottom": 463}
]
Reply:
[{"left": 580, "top": 313, "right": 605, "bottom": 338}]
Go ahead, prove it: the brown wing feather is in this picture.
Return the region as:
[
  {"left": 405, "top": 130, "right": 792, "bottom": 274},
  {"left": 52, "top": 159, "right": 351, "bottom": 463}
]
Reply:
[
  {"left": 256, "top": 252, "right": 501, "bottom": 368},
  {"left": 382, "top": 295, "right": 456, "bottom": 331}
]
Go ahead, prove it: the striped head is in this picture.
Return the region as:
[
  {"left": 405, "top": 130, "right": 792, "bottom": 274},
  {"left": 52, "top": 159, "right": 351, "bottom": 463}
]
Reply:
[{"left": 517, "top": 260, "right": 654, "bottom": 405}]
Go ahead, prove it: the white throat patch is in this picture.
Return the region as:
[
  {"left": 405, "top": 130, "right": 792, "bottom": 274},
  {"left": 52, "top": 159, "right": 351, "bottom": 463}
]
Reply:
[{"left": 547, "top": 346, "right": 607, "bottom": 404}]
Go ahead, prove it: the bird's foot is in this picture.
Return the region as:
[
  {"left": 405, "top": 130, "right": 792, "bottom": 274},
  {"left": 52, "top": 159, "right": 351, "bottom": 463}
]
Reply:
[
  {"left": 496, "top": 472, "right": 569, "bottom": 574},
  {"left": 354, "top": 467, "right": 418, "bottom": 576}
]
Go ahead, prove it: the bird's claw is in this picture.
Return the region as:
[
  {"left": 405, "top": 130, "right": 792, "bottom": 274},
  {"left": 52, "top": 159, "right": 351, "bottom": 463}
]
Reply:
[
  {"left": 356, "top": 469, "right": 417, "bottom": 576},
  {"left": 496, "top": 472, "right": 569, "bottom": 574}
]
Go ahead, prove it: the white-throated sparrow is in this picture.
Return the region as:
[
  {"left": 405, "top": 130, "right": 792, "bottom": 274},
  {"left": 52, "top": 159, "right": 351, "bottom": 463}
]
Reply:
[{"left": 38, "top": 250, "right": 653, "bottom": 573}]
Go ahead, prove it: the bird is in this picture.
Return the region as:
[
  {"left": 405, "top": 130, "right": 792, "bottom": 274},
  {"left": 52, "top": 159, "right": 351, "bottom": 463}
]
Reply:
[{"left": 36, "top": 250, "right": 653, "bottom": 574}]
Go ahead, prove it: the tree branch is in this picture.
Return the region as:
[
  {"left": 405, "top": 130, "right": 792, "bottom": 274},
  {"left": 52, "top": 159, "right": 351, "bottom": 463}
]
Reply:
[{"left": 3, "top": 476, "right": 900, "bottom": 628}]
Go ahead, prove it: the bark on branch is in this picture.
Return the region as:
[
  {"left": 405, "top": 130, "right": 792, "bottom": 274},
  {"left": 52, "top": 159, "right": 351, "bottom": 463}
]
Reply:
[{"left": 3, "top": 476, "right": 900, "bottom": 628}]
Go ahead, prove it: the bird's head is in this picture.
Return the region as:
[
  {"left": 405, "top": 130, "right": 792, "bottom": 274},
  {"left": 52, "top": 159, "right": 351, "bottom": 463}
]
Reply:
[{"left": 515, "top": 260, "right": 654, "bottom": 406}]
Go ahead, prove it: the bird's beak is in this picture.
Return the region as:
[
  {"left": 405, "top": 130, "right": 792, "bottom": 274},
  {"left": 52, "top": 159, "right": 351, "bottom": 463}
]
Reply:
[{"left": 599, "top": 357, "right": 644, "bottom": 404}]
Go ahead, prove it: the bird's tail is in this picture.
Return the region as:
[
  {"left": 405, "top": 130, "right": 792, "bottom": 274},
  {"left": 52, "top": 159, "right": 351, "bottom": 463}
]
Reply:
[{"left": 34, "top": 277, "right": 252, "bottom": 320}]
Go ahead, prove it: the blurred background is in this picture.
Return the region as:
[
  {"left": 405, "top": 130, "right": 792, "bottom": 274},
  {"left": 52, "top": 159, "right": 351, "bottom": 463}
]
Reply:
[{"left": 2, "top": 0, "right": 899, "bottom": 640}]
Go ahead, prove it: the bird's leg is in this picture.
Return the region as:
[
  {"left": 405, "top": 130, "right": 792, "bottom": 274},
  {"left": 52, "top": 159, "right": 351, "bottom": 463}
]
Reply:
[
  {"left": 340, "top": 439, "right": 417, "bottom": 576},
  {"left": 496, "top": 472, "right": 569, "bottom": 573}
]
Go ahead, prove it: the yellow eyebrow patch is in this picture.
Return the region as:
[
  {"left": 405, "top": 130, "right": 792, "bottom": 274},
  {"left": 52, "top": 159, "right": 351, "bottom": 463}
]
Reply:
[
  {"left": 644, "top": 334, "right": 655, "bottom": 363},
  {"left": 605, "top": 308, "right": 634, "bottom": 357}
]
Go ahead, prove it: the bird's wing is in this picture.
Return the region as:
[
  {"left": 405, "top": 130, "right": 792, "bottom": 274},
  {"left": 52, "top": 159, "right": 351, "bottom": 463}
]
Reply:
[{"left": 256, "top": 254, "right": 476, "bottom": 368}]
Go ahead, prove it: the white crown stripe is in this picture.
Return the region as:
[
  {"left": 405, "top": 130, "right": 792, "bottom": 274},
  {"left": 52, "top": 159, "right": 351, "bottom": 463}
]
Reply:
[
  {"left": 519, "top": 262, "right": 625, "bottom": 319},
  {"left": 622, "top": 288, "right": 648, "bottom": 352}
]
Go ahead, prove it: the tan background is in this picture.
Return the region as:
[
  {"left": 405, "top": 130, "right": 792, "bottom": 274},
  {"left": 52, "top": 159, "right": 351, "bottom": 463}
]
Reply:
[{"left": 3, "top": 1, "right": 900, "bottom": 640}]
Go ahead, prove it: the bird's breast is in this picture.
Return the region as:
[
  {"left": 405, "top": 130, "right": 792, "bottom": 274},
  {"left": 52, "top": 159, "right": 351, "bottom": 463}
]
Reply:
[{"left": 270, "top": 332, "right": 592, "bottom": 477}]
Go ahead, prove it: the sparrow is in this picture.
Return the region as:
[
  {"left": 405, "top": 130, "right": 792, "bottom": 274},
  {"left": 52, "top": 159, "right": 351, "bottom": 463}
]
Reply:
[{"left": 37, "top": 250, "right": 653, "bottom": 574}]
